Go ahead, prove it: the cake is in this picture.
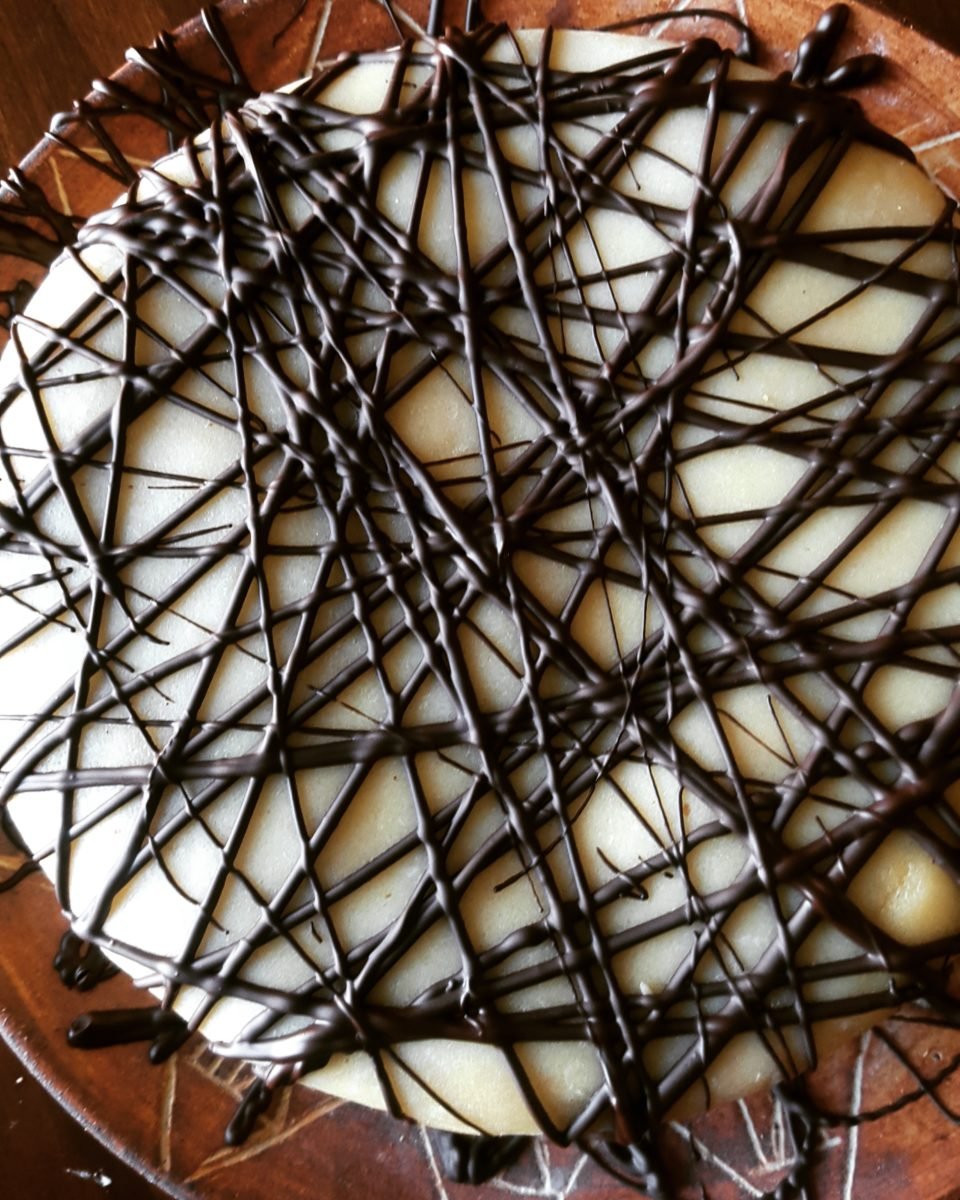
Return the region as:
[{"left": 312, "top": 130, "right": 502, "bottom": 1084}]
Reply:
[{"left": 1, "top": 2, "right": 959, "bottom": 1195}]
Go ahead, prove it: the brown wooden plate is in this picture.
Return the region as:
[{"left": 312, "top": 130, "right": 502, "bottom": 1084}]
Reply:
[{"left": 2, "top": 2, "right": 960, "bottom": 1197}]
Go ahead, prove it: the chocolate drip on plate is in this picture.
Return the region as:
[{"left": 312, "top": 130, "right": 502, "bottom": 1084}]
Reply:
[
  {"left": 68, "top": 1006, "right": 187, "bottom": 1050},
  {"left": 433, "top": 1131, "right": 534, "bottom": 1184},
  {"left": 54, "top": 931, "right": 118, "bottom": 991}
]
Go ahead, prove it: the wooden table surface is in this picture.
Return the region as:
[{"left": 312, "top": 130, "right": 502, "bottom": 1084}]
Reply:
[{"left": 0, "top": 1, "right": 958, "bottom": 1198}]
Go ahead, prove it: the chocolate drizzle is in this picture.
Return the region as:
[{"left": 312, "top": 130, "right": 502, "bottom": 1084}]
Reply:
[
  {"left": 53, "top": 930, "right": 118, "bottom": 991},
  {"left": 67, "top": 1006, "right": 186, "bottom": 1050},
  {"left": 2, "top": 3, "right": 960, "bottom": 1197},
  {"left": 433, "top": 1130, "right": 534, "bottom": 1184}
]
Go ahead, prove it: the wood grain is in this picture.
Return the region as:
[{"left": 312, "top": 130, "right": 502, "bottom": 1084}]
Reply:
[
  {"left": 0, "top": 1, "right": 203, "bottom": 167},
  {"left": 1, "top": 3, "right": 960, "bottom": 1199}
]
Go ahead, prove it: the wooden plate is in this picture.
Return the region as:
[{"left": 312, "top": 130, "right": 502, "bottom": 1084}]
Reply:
[{"left": 2, "top": 2, "right": 960, "bottom": 1197}]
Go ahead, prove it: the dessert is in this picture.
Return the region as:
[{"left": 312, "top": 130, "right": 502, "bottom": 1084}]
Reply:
[{"left": 1, "top": 1, "right": 960, "bottom": 1195}]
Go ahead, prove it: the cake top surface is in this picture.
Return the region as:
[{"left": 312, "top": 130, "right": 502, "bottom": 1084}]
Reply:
[{"left": 1, "top": 3, "right": 960, "bottom": 1197}]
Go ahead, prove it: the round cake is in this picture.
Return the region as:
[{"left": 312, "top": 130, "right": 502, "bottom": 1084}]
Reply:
[{"left": 1, "top": 1, "right": 960, "bottom": 1196}]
